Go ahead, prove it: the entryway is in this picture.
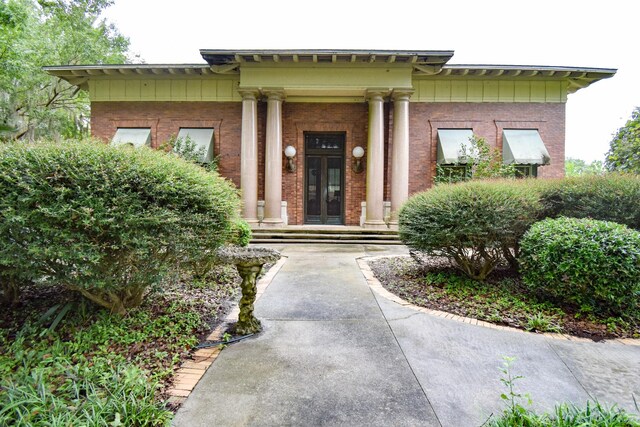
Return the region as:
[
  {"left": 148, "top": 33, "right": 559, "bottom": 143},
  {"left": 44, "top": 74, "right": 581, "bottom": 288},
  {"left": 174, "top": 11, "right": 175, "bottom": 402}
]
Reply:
[{"left": 304, "top": 133, "right": 345, "bottom": 225}]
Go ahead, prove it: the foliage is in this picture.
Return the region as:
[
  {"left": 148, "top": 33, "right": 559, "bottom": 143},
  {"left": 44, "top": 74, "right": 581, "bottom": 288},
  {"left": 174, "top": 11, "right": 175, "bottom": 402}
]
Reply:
[
  {"left": 435, "top": 135, "right": 516, "bottom": 184},
  {"left": 537, "top": 174, "right": 640, "bottom": 230},
  {"left": 564, "top": 158, "right": 605, "bottom": 177},
  {"left": 489, "top": 357, "right": 640, "bottom": 427},
  {"left": 0, "top": 0, "right": 130, "bottom": 141},
  {"left": 160, "top": 134, "right": 218, "bottom": 172},
  {"left": 519, "top": 217, "right": 640, "bottom": 318},
  {"left": 230, "top": 219, "right": 252, "bottom": 247},
  {"left": 0, "top": 140, "right": 240, "bottom": 313},
  {"left": 606, "top": 107, "right": 640, "bottom": 173},
  {"left": 399, "top": 180, "right": 540, "bottom": 280},
  {"left": 0, "top": 294, "right": 210, "bottom": 426}
]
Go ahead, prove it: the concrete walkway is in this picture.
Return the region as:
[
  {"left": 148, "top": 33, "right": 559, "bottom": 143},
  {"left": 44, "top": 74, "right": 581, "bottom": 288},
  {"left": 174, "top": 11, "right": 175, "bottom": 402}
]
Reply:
[{"left": 174, "top": 244, "right": 640, "bottom": 427}]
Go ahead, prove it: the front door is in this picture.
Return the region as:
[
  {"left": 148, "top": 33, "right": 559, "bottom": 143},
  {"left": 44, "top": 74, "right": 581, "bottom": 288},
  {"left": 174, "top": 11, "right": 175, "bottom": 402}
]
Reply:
[{"left": 304, "top": 133, "right": 345, "bottom": 225}]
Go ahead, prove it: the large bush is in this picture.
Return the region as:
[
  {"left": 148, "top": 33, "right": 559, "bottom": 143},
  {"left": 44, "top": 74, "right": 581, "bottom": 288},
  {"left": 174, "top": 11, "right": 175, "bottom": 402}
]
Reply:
[
  {"left": 399, "top": 180, "right": 541, "bottom": 280},
  {"left": 520, "top": 217, "right": 640, "bottom": 318},
  {"left": 537, "top": 174, "right": 640, "bottom": 230},
  {"left": 0, "top": 141, "right": 240, "bottom": 313}
]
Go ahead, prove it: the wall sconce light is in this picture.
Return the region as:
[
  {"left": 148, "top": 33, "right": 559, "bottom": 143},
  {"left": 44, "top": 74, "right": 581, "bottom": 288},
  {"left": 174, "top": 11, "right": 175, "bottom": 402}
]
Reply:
[
  {"left": 284, "top": 145, "right": 297, "bottom": 172},
  {"left": 352, "top": 146, "right": 365, "bottom": 173}
]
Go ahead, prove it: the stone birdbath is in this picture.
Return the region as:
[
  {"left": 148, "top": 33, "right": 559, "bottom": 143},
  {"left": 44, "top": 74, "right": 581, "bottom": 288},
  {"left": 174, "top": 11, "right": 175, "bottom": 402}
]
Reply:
[{"left": 215, "top": 246, "right": 281, "bottom": 335}]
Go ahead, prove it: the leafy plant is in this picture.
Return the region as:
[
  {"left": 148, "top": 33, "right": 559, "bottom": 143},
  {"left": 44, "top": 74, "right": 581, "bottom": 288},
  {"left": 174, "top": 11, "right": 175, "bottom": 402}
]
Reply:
[
  {"left": 435, "top": 135, "right": 516, "bottom": 184},
  {"left": 606, "top": 107, "right": 640, "bottom": 173},
  {"left": 399, "top": 180, "right": 541, "bottom": 280},
  {"left": 520, "top": 217, "right": 640, "bottom": 318},
  {"left": 525, "top": 312, "right": 561, "bottom": 333},
  {"left": 0, "top": 140, "right": 241, "bottom": 313},
  {"left": 161, "top": 134, "right": 218, "bottom": 172}
]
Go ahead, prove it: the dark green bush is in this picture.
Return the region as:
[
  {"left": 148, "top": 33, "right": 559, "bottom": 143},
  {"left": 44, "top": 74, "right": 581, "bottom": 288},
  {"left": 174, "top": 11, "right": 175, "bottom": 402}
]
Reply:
[
  {"left": 0, "top": 141, "right": 240, "bottom": 313},
  {"left": 231, "top": 218, "right": 252, "bottom": 247},
  {"left": 520, "top": 217, "right": 640, "bottom": 318},
  {"left": 399, "top": 180, "right": 541, "bottom": 280},
  {"left": 538, "top": 174, "right": 640, "bottom": 230}
]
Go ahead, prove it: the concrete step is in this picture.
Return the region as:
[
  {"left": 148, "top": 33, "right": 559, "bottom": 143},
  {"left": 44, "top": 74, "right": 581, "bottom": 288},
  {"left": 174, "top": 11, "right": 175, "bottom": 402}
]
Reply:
[
  {"left": 251, "top": 233, "right": 399, "bottom": 241},
  {"left": 251, "top": 238, "right": 404, "bottom": 245},
  {"left": 250, "top": 227, "right": 402, "bottom": 245}
]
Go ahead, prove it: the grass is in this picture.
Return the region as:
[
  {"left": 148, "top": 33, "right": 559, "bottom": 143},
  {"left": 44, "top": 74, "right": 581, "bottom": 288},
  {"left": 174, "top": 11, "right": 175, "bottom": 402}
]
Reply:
[
  {"left": 0, "top": 265, "right": 241, "bottom": 426},
  {"left": 369, "top": 256, "right": 639, "bottom": 339}
]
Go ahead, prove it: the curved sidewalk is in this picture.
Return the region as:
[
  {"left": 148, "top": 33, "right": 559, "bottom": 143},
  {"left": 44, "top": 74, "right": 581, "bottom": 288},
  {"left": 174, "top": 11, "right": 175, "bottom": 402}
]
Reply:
[{"left": 173, "top": 244, "right": 640, "bottom": 427}]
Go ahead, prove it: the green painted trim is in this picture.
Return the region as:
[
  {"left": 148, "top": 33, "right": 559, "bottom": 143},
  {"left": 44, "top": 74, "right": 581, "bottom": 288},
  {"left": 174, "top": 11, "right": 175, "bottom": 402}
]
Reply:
[
  {"left": 88, "top": 77, "right": 242, "bottom": 102},
  {"left": 411, "top": 79, "right": 568, "bottom": 103}
]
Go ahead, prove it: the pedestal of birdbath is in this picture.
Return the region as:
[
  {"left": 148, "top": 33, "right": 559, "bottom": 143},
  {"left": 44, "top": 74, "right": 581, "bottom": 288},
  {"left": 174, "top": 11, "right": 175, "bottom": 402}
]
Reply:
[{"left": 215, "top": 246, "right": 281, "bottom": 335}]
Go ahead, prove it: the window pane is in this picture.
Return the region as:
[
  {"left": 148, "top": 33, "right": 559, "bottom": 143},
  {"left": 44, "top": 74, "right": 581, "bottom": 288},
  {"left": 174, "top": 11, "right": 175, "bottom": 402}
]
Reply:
[{"left": 306, "top": 157, "right": 321, "bottom": 216}]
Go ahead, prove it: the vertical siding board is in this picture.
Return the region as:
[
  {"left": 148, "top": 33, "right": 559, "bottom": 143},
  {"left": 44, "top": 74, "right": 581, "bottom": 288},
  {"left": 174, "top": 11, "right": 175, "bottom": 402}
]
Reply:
[
  {"left": 155, "top": 80, "right": 171, "bottom": 101},
  {"left": 125, "top": 80, "right": 141, "bottom": 100},
  {"left": 171, "top": 80, "right": 187, "bottom": 100},
  {"left": 498, "top": 81, "right": 515, "bottom": 102},
  {"left": 514, "top": 81, "right": 530, "bottom": 102},
  {"left": 201, "top": 80, "right": 217, "bottom": 101},
  {"left": 110, "top": 80, "right": 126, "bottom": 100},
  {"left": 217, "top": 80, "right": 233, "bottom": 99},
  {"left": 545, "top": 81, "right": 562, "bottom": 102},
  {"left": 530, "top": 81, "right": 546, "bottom": 102},
  {"left": 467, "top": 81, "right": 483, "bottom": 101},
  {"left": 483, "top": 81, "right": 499, "bottom": 102},
  {"left": 140, "top": 80, "right": 156, "bottom": 100},
  {"left": 451, "top": 81, "right": 467, "bottom": 101},
  {"left": 434, "top": 81, "right": 451, "bottom": 102}
]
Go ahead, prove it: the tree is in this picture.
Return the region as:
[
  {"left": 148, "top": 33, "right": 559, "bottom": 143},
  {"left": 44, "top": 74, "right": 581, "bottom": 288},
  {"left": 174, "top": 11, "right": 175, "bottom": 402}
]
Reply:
[
  {"left": 565, "top": 158, "right": 605, "bottom": 176},
  {"left": 605, "top": 107, "right": 640, "bottom": 173},
  {"left": 0, "top": 0, "right": 130, "bottom": 141}
]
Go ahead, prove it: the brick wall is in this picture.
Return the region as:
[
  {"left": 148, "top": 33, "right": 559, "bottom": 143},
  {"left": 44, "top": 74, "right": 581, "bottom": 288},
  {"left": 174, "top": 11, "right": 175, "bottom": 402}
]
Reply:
[
  {"left": 278, "top": 103, "right": 369, "bottom": 226},
  {"left": 91, "top": 102, "right": 243, "bottom": 187},
  {"left": 409, "top": 102, "right": 566, "bottom": 194},
  {"left": 91, "top": 100, "right": 565, "bottom": 226}
]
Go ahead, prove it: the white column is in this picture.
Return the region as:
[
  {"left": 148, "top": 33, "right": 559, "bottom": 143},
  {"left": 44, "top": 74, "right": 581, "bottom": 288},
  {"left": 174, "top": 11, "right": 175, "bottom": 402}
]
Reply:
[
  {"left": 364, "top": 91, "right": 386, "bottom": 228},
  {"left": 239, "top": 89, "right": 259, "bottom": 224},
  {"left": 263, "top": 90, "right": 284, "bottom": 227},
  {"left": 390, "top": 90, "right": 412, "bottom": 225}
]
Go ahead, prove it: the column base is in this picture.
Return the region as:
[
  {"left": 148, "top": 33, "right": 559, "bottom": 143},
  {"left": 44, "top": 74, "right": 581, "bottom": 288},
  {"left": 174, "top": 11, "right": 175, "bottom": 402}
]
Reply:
[
  {"left": 363, "top": 220, "right": 388, "bottom": 230},
  {"left": 245, "top": 219, "right": 260, "bottom": 228},
  {"left": 260, "top": 218, "right": 284, "bottom": 228}
]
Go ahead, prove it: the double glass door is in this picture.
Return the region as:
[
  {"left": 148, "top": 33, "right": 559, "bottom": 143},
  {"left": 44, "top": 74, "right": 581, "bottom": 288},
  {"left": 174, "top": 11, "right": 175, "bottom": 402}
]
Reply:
[{"left": 304, "top": 133, "right": 345, "bottom": 225}]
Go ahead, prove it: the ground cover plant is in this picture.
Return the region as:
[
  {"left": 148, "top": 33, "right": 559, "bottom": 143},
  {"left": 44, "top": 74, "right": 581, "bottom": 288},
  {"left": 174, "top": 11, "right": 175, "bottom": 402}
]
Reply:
[
  {"left": 369, "top": 255, "right": 639, "bottom": 339},
  {"left": 487, "top": 357, "right": 640, "bottom": 426},
  {"left": 0, "top": 265, "right": 241, "bottom": 426}
]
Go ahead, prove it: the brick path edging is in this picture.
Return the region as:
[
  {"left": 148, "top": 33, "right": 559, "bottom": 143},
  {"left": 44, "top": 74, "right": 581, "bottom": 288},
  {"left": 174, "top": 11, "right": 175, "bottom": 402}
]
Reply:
[
  {"left": 166, "top": 256, "right": 288, "bottom": 405},
  {"left": 357, "top": 255, "right": 640, "bottom": 347}
]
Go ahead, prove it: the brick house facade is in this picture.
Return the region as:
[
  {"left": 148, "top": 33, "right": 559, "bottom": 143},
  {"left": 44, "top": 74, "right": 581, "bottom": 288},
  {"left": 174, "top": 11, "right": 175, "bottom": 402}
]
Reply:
[{"left": 46, "top": 50, "right": 614, "bottom": 228}]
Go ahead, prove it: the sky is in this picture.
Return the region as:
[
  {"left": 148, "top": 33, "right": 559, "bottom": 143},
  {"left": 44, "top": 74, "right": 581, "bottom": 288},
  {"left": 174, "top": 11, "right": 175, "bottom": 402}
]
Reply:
[{"left": 101, "top": 0, "right": 639, "bottom": 162}]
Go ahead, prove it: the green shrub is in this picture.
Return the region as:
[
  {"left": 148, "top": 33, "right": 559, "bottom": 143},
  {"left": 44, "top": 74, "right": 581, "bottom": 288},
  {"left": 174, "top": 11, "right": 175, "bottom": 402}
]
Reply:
[
  {"left": 520, "top": 217, "right": 640, "bottom": 318},
  {"left": 538, "top": 174, "right": 640, "bottom": 230},
  {"left": 230, "top": 219, "right": 252, "bottom": 247},
  {"left": 0, "top": 141, "right": 240, "bottom": 313},
  {"left": 399, "top": 180, "right": 541, "bottom": 280}
]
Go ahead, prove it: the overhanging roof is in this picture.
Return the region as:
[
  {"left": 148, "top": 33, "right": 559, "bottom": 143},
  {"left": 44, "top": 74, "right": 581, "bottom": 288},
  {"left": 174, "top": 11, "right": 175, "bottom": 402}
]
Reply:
[{"left": 199, "top": 49, "right": 455, "bottom": 66}]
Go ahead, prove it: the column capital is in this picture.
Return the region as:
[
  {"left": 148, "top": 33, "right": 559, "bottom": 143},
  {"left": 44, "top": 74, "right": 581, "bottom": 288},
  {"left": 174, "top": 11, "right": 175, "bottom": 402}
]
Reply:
[
  {"left": 365, "top": 89, "right": 388, "bottom": 102},
  {"left": 391, "top": 89, "right": 414, "bottom": 101},
  {"left": 238, "top": 88, "right": 260, "bottom": 100},
  {"left": 264, "top": 89, "right": 286, "bottom": 101}
]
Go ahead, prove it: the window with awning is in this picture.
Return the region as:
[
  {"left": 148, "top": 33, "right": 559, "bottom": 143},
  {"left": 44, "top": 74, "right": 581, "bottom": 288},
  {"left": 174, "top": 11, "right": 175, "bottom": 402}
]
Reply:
[
  {"left": 111, "top": 128, "right": 151, "bottom": 148},
  {"left": 177, "top": 128, "right": 214, "bottom": 163},
  {"left": 436, "top": 129, "right": 474, "bottom": 164},
  {"left": 502, "top": 129, "right": 550, "bottom": 165}
]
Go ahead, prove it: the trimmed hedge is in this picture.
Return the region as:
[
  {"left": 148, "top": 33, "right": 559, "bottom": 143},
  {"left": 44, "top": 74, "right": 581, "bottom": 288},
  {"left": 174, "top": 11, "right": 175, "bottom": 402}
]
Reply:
[
  {"left": 399, "top": 180, "right": 541, "bottom": 280},
  {"left": 537, "top": 174, "right": 640, "bottom": 230},
  {"left": 0, "top": 141, "right": 240, "bottom": 313},
  {"left": 519, "top": 217, "right": 640, "bottom": 318}
]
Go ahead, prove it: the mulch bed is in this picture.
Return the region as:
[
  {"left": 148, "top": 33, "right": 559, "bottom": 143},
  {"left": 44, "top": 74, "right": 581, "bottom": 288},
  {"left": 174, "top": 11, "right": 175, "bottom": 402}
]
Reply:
[{"left": 368, "top": 255, "right": 639, "bottom": 341}]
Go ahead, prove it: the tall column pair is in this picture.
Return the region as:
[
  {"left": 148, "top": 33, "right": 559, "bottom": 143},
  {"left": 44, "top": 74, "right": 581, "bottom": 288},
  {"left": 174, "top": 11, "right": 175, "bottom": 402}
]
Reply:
[{"left": 240, "top": 90, "right": 284, "bottom": 226}]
